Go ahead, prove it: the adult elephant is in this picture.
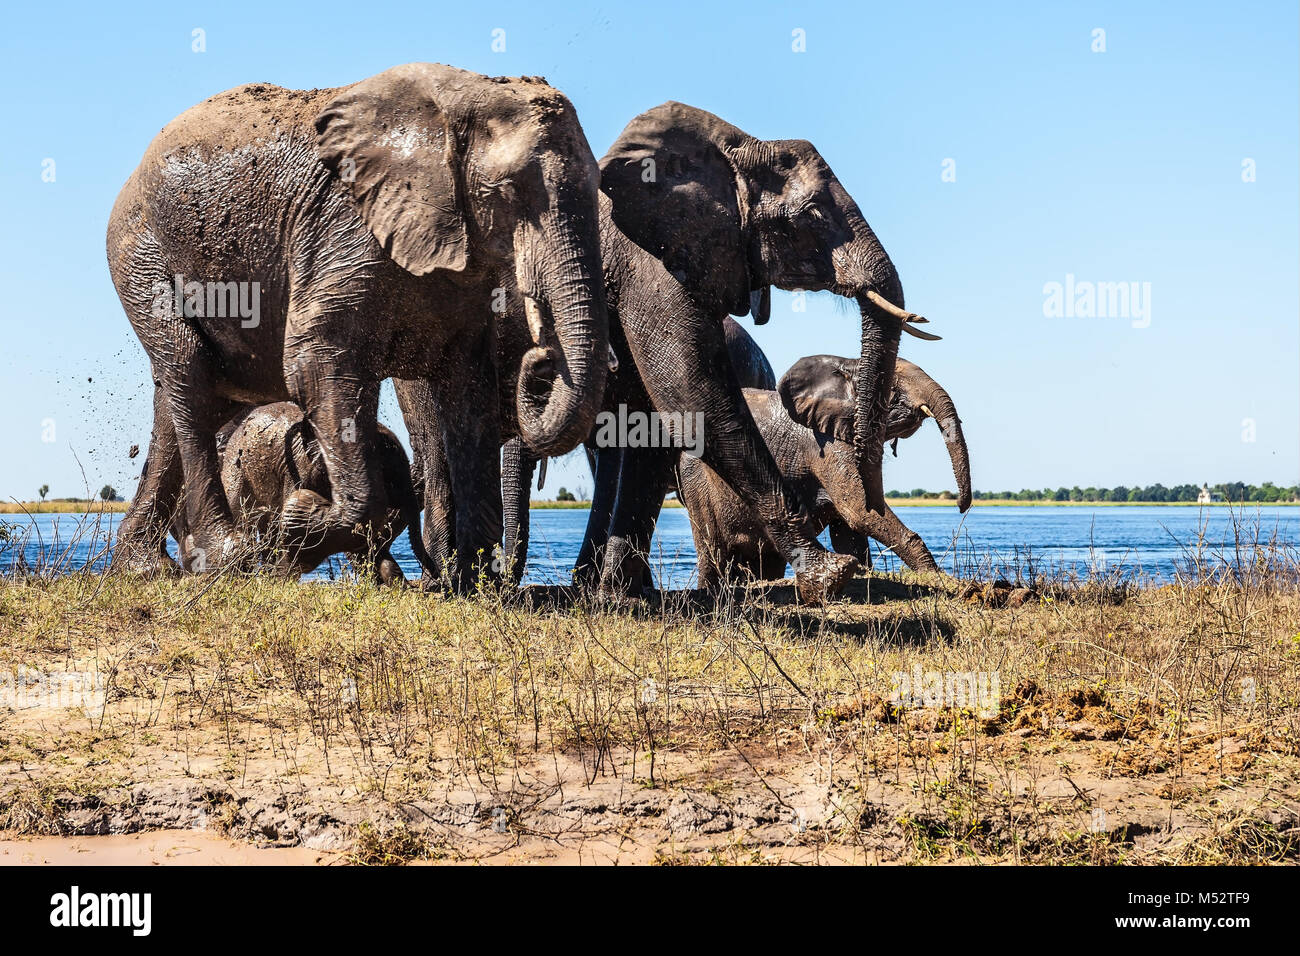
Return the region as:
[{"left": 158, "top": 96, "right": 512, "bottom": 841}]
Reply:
[
  {"left": 171, "top": 404, "right": 422, "bottom": 584},
  {"left": 679, "top": 355, "right": 971, "bottom": 588},
  {"left": 587, "top": 103, "right": 937, "bottom": 600},
  {"left": 107, "top": 64, "right": 609, "bottom": 591}
]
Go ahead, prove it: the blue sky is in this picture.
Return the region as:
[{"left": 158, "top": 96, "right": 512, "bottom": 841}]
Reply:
[{"left": 0, "top": 0, "right": 1295, "bottom": 502}]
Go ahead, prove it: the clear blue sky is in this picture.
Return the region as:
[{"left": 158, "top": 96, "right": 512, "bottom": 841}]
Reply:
[{"left": 1, "top": 0, "right": 1295, "bottom": 502}]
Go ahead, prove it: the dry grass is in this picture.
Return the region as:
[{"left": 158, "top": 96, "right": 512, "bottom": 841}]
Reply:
[{"left": 0, "top": 518, "right": 1297, "bottom": 864}]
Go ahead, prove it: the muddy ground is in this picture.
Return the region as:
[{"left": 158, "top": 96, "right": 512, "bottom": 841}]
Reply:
[{"left": 1, "top": 573, "right": 1297, "bottom": 864}]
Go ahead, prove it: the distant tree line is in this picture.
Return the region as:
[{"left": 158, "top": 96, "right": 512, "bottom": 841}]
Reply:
[
  {"left": 887, "top": 483, "right": 1300, "bottom": 503},
  {"left": 28, "top": 485, "right": 123, "bottom": 503}
]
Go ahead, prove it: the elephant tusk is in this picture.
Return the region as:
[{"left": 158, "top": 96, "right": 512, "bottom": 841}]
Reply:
[
  {"left": 919, "top": 404, "right": 935, "bottom": 419},
  {"left": 864, "top": 290, "right": 929, "bottom": 324},
  {"left": 901, "top": 322, "right": 942, "bottom": 341},
  {"left": 607, "top": 345, "right": 619, "bottom": 373},
  {"left": 524, "top": 295, "right": 546, "bottom": 346},
  {"left": 537, "top": 457, "right": 548, "bottom": 490},
  {"left": 866, "top": 290, "right": 940, "bottom": 339}
]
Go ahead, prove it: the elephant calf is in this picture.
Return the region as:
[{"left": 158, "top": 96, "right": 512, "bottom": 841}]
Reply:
[
  {"left": 171, "top": 404, "right": 421, "bottom": 584},
  {"left": 678, "top": 356, "right": 971, "bottom": 588}
]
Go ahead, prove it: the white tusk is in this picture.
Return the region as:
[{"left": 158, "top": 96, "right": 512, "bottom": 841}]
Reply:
[
  {"left": 607, "top": 345, "right": 619, "bottom": 373},
  {"left": 864, "top": 289, "right": 928, "bottom": 324},
  {"left": 919, "top": 404, "right": 934, "bottom": 419},
  {"left": 901, "top": 323, "right": 942, "bottom": 341},
  {"left": 524, "top": 295, "right": 546, "bottom": 346}
]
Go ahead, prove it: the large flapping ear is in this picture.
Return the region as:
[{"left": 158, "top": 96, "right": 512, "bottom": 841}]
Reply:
[
  {"left": 315, "top": 64, "right": 468, "bottom": 276},
  {"left": 778, "top": 354, "right": 859, "bottom": 442},
  {"left": 601, "top": 102, "right": 753, "bottom": 317}
]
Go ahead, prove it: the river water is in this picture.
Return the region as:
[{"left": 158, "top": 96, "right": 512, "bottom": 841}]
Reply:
[{"left": 3, "top": 505, "right": 1295, "bottom": 588}]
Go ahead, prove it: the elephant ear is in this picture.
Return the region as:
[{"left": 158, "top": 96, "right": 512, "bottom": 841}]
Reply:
[
  {"left": 315, "top": 65, "right": 468, "bottom": 276},
  {"left": 778, "top": 355, "right": 859, "bottom": 443},
  {"left": 601, "top": 102, "right": 752, "bottom": 318}
]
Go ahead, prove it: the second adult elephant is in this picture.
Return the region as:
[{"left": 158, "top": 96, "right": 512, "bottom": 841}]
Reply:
[
  {"left": 678, "top": 355, "right": 971, "bottom": 587},
  {"left": 581, "top": 102, "right": 941, "bottom": 600}
]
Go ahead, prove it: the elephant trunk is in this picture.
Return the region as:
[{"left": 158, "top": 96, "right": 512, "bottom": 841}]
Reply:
[
  {"left": 829, "top": 189, "right": 908, "bottom": 518},
  {"left": 852, "top": 299, "right": 901, "bottom": 517},
  {"left": 920, "top": 383, "right": 972, "bottom": 513},
  {"left": 514, "top": 210, "right": 609, "bottom": 458}
]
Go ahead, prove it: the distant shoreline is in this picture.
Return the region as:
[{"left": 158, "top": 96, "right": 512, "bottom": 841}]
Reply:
[
  {"left": 885, "top": 498, "right": 1300, "bottom": 508},
  {"left": 531, "top": 499, "right": 686, "bottom": 509},
  {"left": 529, "top": 498, "right": 1296, "bottom": 510},
  {"left": 0, "top": 501, "right": 129, "bottom": 514},
  {"left": 5, "top": 499, "right": 1294, "bottom": 517}
]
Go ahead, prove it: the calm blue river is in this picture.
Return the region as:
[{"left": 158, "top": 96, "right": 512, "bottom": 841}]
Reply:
[{"left": 2, "top": 505, "right": 1296, "bottom": 588}]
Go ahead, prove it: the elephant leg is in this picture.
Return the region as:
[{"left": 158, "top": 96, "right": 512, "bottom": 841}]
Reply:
[
  {"left": 164, "top": 347, "right": 246, "bottom": 569},
  {"left": 684, "top": 495, "right": 724, "bottom": 593},
  {"left": 624, "top": 313, "right": 855, "bottom": 603},
  {"left": 598, "top": 446, "right": 674, "bottom": 595},
  {"left": 283, "top": 356, "right": 393, "bottom": 569},
  {"left": 394, "top": 377, "right": 454, "bottom": 586},
  {"left": 359, "top": 547, "right": 406, "bottom": 587},
  {"left": 756, "top": 541, "right": 789, "bottom": 581},
  {"left": 432, "top": 340, "right": 503, "bottom": 593},
  {"left": 501, "top": 438, "right": 536, "bottom": 586},
  {"left": 695, "top": 544, "right": 720, "bottom": 593},
  {"left": 574, "top": 444, "right": 621, "bottom": 588},
  {"left": 420, "top": 431, "right": 456, "bottom": 586},
  {"left": 115, "top": 381, "right": 184, "bottom": 575},
  {"left": 856, "top": 506, "right": 938, "bottom": 573},
  {"left": 829, "top": 518, "right": 873, "bottom": 569}
]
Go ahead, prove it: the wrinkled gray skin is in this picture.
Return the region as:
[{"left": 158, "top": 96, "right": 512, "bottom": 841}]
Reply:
[
  {"left": 678, "top": 356, "right": 972, "bottom": 587},
  {"left": 170, "top": 404, "right": 421, "bottom": 584},
  {"left": 107, "top": 64, "right": 608, "bottom": 591},
  {"left": 588, "top": 103, "right": 926, "bottom": 601},
  {"left": 407, "top": 102, "right": 927, "bottom": 603},
  {"left": 484, "top": 316, "right": 773, "bottom": 587}
]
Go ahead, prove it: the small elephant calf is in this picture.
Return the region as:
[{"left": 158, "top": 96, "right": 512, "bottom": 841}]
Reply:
[
  {"left": 678, "top": 356, "right": 971, "bottom": 588},
  {"left": 171, "top": 403, "right": 422, "bottom": 584}
]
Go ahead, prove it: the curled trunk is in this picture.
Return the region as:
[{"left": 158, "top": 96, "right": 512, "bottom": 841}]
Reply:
[
  {"left": 921, "top": 384, "right": 972, "bottom": 513},
  {"left": 515, "top": 212, "right": 609, "bottom": 458}
]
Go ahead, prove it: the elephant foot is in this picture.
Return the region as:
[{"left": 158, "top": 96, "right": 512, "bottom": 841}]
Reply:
[
  {"left": 443, "top": 553, "right": 504, "bottom": 595},
  {"left": 597, "top": 536, "right": 655, "bottom": 598},
  {"left": 110, "top": 539, "right": 181, "bottom": 578},
  {"left": 364, "top": 552, "right": 407, "bottom": 587},
  {"left": 279, "top": 489, "right": 350, "bottom": 565},
  {"left": 183, "top": 530, "right": 256, "bottom": 573},
  {"left": 794, "top": 552, "right": 859, "bottom": 605},
  {"left": 572, "top": 561, "right": 601, "bottom": 592}
]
